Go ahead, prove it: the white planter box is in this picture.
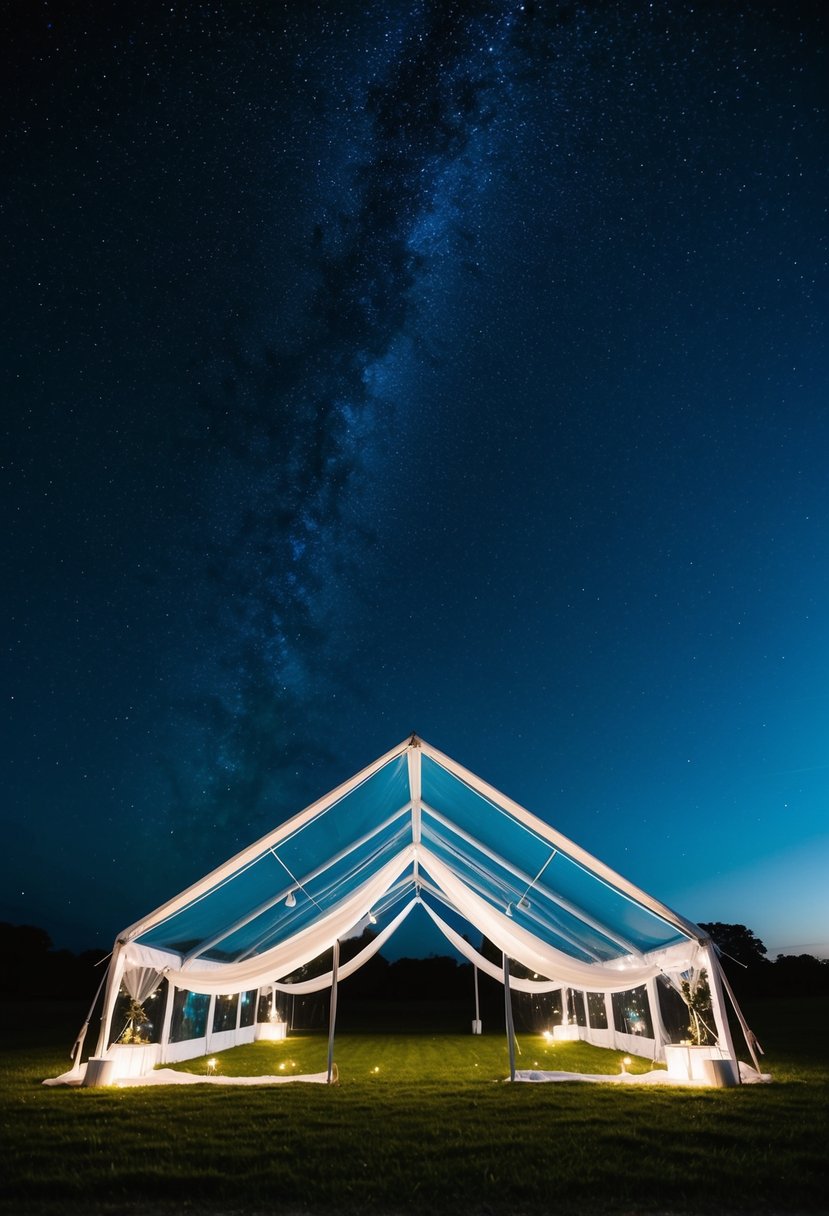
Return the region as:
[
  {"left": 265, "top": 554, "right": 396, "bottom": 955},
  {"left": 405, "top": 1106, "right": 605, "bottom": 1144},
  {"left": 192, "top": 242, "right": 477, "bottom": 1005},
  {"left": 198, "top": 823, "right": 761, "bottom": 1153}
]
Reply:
[
  {"left": 553, "top": 1023, "right": 580, "bottom": 1041},
  {"left": 665, "top": 1044, "right": 738, "bottom": 1084},
  {"left": 92, "top": 1043, "right": 162, "bottom": 1081},
  {"left": 255, "top": 1021, "right": 288, "bottom": 1041}
]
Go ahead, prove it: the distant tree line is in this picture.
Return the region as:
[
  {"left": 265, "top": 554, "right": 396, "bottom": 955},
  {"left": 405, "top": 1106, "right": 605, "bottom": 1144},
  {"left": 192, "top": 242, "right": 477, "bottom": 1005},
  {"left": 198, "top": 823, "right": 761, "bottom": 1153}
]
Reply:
[
  {"left": 0, "top": 924, "right": 104, "bottom": 1000},
  {"left": 699, "top": 922, "right": 829, "bottom": 999},
  {"left": 1, "top": 920, "right": 826, "bottom": 1005}
]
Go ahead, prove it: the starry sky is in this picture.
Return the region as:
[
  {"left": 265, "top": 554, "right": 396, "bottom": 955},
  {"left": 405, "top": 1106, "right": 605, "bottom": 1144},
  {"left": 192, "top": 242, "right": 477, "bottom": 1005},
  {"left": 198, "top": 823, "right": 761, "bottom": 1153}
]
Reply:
[{"left": 3, "top": 0, "right": 828, "bottom": 963}]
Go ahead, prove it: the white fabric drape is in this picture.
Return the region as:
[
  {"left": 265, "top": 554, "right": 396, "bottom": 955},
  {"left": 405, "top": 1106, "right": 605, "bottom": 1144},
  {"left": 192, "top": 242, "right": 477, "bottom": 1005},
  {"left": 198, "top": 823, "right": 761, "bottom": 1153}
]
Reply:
[
  {"left": 263, "top": 898, "right": 418, "bottom": 995},
  {"left": 123, "top": 966, "right": 162, "bottom": 1005},
  {"left": 146, "top": 846, "right": 414, "bottom": 996},
  {"left": 419, "top": 847, "right": 699, "bottom": 992},
  {"left": 420, "top": 900, "right": 563, "bottom": 993}
]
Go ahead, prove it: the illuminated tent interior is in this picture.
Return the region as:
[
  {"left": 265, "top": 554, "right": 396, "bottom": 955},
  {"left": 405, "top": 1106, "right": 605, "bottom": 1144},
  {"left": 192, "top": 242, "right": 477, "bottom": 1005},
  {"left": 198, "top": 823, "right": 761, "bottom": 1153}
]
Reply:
[{"left": 56, "top": 736, "right": 763, "bottom": 1086}]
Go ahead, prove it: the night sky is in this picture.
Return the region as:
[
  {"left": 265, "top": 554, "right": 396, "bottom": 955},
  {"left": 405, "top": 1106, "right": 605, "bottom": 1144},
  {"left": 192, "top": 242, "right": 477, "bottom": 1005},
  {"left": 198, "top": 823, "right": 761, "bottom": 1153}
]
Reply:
[{"left": 3, "top": 1, "right": 827, "bottom": 963}]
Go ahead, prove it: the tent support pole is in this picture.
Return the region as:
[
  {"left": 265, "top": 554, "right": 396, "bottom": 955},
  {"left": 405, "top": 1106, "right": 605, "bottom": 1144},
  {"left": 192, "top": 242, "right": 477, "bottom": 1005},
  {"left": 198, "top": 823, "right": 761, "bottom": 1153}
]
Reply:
[
  {"left": 703, "top": 944, "right": 737, "bottom": 1063},
  {"left": 69, "top": 963, "right": 110, "bottom": 1069},
  {"left": 205, "top": 993, "right": 216, "bottom": 1055},
  {"left": 604, "top": 991, "right": 616, "bottom": 1049},
  {"left": 710, "top": 949, "right": 763, "bottom": 1075},
  {"left": 94, "top": 943, "right": 126, "bottom": 1058},
  {"left": 327, "top": 939, "right": 340, "bottom": 1084},
  {"left": 646, "top": 976, "right": 669, "bottom": 1062},
  {"left": 473, "top": 963, "right": 481, "bottom": 1033},
  {"left": 503, "top": 954, "right": 516, "bottom": 1082},
  {"left": 159, "top": 980, "right": 175, "bottom": 1064}
]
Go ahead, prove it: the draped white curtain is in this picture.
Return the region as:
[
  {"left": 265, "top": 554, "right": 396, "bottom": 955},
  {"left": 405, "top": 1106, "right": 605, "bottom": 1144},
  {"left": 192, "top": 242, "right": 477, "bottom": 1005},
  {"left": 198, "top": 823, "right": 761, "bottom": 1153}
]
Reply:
[
  {"left": 264, "top": 898, "right": 418, "bottom": 996},
  {"left": 419, "top": 847, "right": 701, "bottom": 992},
  {"left": 122, "top": 966, "right": 162, "bottom": 1005},
  {"left": 136, "top": 846, "right": 415, "bottom": 996},
  {"left": 120, "top": 843, "right": 700, "bottom": 999},
  {"left": 420, "top": 900, "right": 563, "bottom": 993}
]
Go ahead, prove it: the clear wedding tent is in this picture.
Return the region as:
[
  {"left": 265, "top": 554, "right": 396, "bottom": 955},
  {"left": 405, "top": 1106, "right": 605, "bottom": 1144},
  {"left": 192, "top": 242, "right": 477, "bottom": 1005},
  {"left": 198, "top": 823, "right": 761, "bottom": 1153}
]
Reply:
[{"left": 51, "top": 735, "right": 763, "bottom": 1087}]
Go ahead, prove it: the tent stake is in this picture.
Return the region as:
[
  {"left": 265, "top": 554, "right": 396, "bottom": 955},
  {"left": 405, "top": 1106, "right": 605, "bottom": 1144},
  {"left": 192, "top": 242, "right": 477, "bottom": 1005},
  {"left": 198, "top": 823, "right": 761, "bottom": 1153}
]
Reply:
[
  {"left": 327, "top": 939, "right": 339, "bottom": 1084},
  {"left": 503, "top": 954, "right": 516, "bottom": 1082}
]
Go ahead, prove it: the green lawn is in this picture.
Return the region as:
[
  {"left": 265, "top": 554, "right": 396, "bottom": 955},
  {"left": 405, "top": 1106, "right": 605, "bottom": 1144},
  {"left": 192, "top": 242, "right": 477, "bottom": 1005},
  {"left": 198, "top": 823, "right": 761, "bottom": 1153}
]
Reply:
[
  {"left": 166, "top": 1026, "right": 661, "bottom": 1082},
  {"left": 2, "top": 998, "right": 827, "bottom": 1216}
]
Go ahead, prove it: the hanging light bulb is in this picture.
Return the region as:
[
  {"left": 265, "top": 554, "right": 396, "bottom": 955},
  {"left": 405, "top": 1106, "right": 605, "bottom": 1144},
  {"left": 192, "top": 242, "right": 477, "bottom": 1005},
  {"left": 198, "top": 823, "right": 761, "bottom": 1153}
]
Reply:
[
  {"left": 505, "top": 903, "right": 513, "bottom": 918},
  {"left": 368, "top": 910, "right": 377, "bottom": 924},
  {"left": 285, "top": 890, "right": 296, "bottom": 908}
]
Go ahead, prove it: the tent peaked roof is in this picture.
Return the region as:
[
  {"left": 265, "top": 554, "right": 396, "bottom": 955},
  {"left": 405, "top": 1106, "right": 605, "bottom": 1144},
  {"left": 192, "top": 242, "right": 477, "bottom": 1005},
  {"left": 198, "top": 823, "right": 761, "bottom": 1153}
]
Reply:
[{"left": 120, "top": 736, "right": 706, "bottom": 991}]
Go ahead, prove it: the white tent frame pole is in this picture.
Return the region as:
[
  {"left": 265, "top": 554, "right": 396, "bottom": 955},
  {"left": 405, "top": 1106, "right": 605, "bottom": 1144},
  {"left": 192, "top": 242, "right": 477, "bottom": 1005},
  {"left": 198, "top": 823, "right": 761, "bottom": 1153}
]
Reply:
[
  {"left": 646, "top": 976, "right": 668, "bottom": 1061},
  {"left": 503, "top": 953, "right": 516, "bottom": 1082},
  {"left": 94, "top": 943, "right": 126, "bottom": 1057},
  {"left": 474, "top": 964, "right": 480, "bottom": 1025},
  {"left": 184, "top": 805, "right": 412, "bottom": 963},
  {"left": 421, "top": 741, "right": 704, "bottom": 943},
  {"left": 711, "top": 954, "right": 763, "bottom": 1074},
  {"left": 327, "top": 939, "right": 339, "bottom": 1085},
  {"left": 704, "top": 944, "right": 737, "bottom": 1062},
  {"left": 123, "top": 737, "right": 413, "bottom": 943},
  {"left": 205, "top": 993, "right": 215, "bottom": 1055},
  {"left": 159, "top": 979, "right": 175, "bottom": 1065},
  {"left": 408, "top": 739, "right": 422, "bottom": 888},
  {"left": 70, "top": 964, "right": 109, "bottom": 1066},
  {"left": 604, "top": 991, "right": 616, "bottom": 1047},
  {"left": 423, "top": 807, "right": 638, "bottom": 959}
]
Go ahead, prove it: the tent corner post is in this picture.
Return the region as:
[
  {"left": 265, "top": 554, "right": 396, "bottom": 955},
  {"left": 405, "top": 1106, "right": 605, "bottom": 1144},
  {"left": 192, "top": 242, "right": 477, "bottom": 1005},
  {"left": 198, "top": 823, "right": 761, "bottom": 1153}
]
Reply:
[
  {"left": 93, "top": 942, "right": 126, "bottom": 1059},
  {"left": 503, "top": 954, "right": 516, "bottom": 1082},
  {"left": 327, "top": 939, "right": 340, "bottom": 1084},
  {"left": 703, "top": 943, "right": 737, "bottom": 1064},
  {"left": 710, "top": 947, "right": 764, "bottom": 1077}
]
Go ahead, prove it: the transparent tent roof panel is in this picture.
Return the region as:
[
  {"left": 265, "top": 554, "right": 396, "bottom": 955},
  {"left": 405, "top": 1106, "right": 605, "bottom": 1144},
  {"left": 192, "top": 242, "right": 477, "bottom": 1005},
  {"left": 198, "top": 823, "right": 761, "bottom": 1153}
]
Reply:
[
  {"left": 420, "top": 824, "right": 612, "bottom": 963},
  {"left": 139, "top": 756, "right": 411, "bottom": 957},
  {"left": 422, "top": 754, "right": 687, "bottom": 955}
]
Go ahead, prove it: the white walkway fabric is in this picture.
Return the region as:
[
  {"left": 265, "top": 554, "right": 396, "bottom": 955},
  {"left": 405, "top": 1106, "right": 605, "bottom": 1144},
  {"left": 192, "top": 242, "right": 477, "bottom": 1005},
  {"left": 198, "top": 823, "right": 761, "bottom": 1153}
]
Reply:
[
  {"left": 44, "top": 1064, "right": 330, "bottom": 1087},
  {"left": 513, "top": 1063, "right": 772, "bottom": 1086}
]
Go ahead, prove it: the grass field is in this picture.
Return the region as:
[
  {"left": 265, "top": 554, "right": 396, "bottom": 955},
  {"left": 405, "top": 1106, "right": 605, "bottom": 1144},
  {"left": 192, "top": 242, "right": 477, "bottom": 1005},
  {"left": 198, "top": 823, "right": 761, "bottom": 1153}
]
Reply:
[{"left": 2, "top": 997, "right": 827, "bottom": 1215}]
